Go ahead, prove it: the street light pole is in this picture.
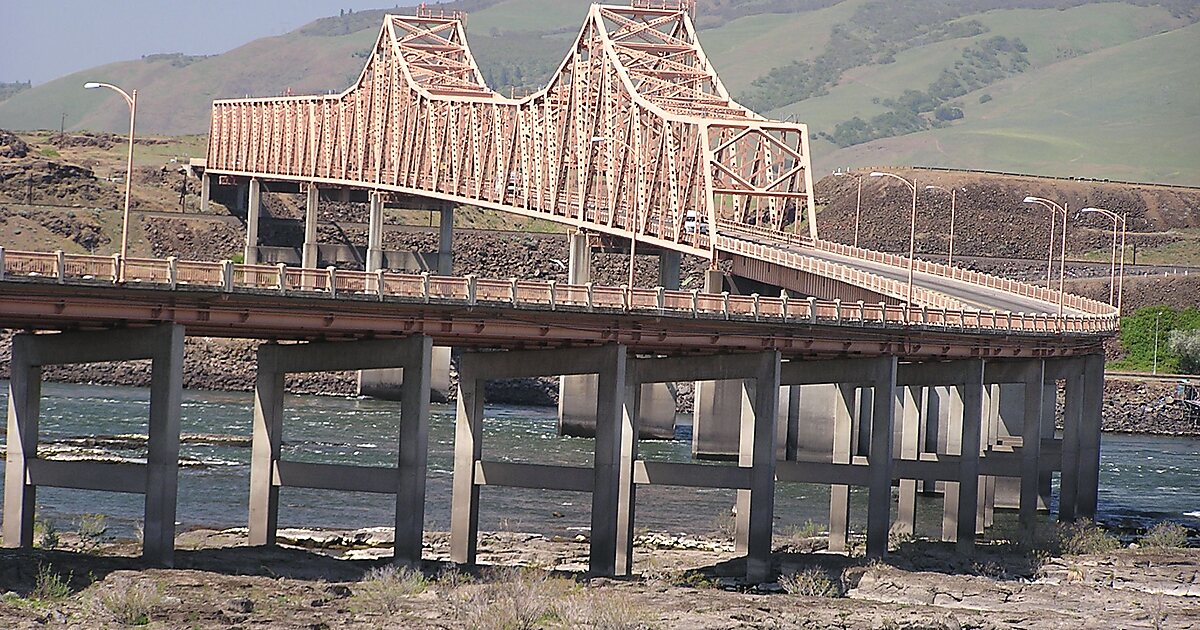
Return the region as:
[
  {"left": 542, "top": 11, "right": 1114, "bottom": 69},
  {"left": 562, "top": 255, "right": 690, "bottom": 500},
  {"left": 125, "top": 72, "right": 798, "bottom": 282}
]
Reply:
[
  {"left": 84, "top": 81, "right": 138, "bottom": 270},
  {"left": 924, "top": 185, "right": 964, "bottom": 266},
  {"left": 834, "top": 171, "right": 863, "bottom": 248},
  {"left": 1023, "top": 196, "right": 1068, "bottom": 318},
  {"left": 1153, "top": 309, "right": 1163, "bottom": 375},
  {"left": 871, "top": 171, "right": 918, "bottom": 317},
  {"left": 1081, "top": 207, "right": 1127, "bottom": 312}
]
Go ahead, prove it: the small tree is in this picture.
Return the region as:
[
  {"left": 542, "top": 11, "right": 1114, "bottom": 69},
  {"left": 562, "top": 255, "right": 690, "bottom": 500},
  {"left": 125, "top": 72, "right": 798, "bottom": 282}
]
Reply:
[{"left": 1168, "top": 329, "right": 1200, "bottom": 374}]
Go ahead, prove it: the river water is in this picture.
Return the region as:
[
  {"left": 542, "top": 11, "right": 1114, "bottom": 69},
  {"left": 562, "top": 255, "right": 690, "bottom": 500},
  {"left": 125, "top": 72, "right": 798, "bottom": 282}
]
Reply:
[{"left": 1, "top": 382, "right": 1197, "bottom": 541}]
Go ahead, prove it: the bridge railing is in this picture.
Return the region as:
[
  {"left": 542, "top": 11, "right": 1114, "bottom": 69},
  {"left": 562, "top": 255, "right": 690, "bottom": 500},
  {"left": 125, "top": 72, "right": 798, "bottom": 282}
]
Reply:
[{"left": 0, "top": 249, "right": 1118, "bottom": 334}]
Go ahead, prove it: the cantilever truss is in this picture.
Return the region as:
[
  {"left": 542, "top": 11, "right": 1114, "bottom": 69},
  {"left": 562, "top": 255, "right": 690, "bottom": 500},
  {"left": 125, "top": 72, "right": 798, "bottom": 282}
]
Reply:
[{"left": 206, "top": 3, "right": 817, "bottom": 261}]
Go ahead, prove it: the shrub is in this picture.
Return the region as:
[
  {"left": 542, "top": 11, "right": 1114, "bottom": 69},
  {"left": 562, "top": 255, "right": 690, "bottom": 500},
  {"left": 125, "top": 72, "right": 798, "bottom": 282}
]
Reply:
[
  {"left": 96, "top": 577, "right": 162, "bottom": 625},
  {"left": 34, "top": 515, "right": 59, "bottom": 550},
  {"left": 31, "top": 564, "right": 72, "bottom": 602},
  {"left": 1059, "top": 520, "right": 1121, "bottom": 555},
  {"left": 354, "top": 565, "right": 428, "bottom": 614},
  {"left": 450, "top": 566, "right": 577, "bottom": 630},
  {"left": 77, "top": 513, "right": 108, "bottom": 553},
  {"left": 780, "top": 567, "right": 840, "bottom": 597},
  {"left": 1141, "top": 522, "right": 1189, "bottom": 548}
]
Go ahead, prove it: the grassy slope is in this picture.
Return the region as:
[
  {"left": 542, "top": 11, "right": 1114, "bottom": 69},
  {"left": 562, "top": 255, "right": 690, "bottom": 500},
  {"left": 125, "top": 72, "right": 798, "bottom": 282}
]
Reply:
[{"left": 817, "top": 22, "right": 1200, "bottom": 184}]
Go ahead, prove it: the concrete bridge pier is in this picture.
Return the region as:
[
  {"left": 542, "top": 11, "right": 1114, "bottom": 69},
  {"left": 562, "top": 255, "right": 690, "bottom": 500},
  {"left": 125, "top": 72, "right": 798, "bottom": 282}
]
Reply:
[
  {"left": 558, "top": 232, "right": 677, "bottom": 439},
  {"left": 1052, "top": 355, "right": 1104, "bottom": 522},
  {"left": 3, "top": 325, "right": 185, "bottom": 566},
  {"left": 244, "top": 178, "right": 261, "bottom": 264},
  {"left": 248, "top": 336, "right": 433, "bottom": 564},
  {"left": 615, "top": 351, "right": 780, "bottom": 582},
  {"left": 776, "top": 357, "right": 898, "bottom": 558},
  {"left": 302, "top": 183, "right": 319, "bottom": 269},
  {"left": 451, "top": 345, "right": 627, "bottom": 576},
  {"left": 366, "top": 191, "right": 385, "bottom": 273}
]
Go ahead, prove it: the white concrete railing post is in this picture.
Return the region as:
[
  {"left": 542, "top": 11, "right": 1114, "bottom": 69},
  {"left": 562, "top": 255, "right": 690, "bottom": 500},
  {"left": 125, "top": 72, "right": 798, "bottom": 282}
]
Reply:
[
  {"left": 721, "top": 291, "right": 730, "bottom": 319},
  {"left": 421, "top": 272, "right": 431, "bottom": 303},
  {"left": 167, "top": 257, "right": 178, "bottom": 289},
  {"left": 857, "top": 300, "right": 865, "bottom": 324},
  {"left": 548, "top": 280, "right": 557, "bottom": 310},
  {"left": 780, "top": 291, "right": 789, "bottom": 319},
  {"left": 586, "top": 282, "right": 595, "bottom": 311},
  {"left": 112, "top": 254, "right": 121, "bottom": 284},
  {"left": 466, "top": 274, "right": 477, "bottom": 306},
  {"left": 327, "top": 266, "right": 337, "bottom": 298},
  {"left": 808, "top": 296, "right": 817, "bottom": 323},
  {"left": 509, "top": 278, "right": 519, "bottom": 306},
  {"left": 221, "top": 260, "right": 234, "bottom": 292},
  {"left": 878, "top": 301, "right": 887, "bottom": 324},
  {"left": 656, "top": 286, "right": 664, "bottom": 312},
  {"left": 833, "top": 298, "right": 842, "bottom": 323},
  {"left": 690, "top": 288, "right": 699, "bottom": 317},
  {"left": 54, "top": 250, "right": 65, "bottom": 284},
  {"left": 751, "top": 293, "right": 760, "bottom": 320},
  {"left": 622, "top": 285, "right": 631, "bottom": 311},
  {"left": 376, "top": 270, "right": 387, "bottom": 301},
  {"left": 0, "top": 246, "right": 5, "bottom": 280}
]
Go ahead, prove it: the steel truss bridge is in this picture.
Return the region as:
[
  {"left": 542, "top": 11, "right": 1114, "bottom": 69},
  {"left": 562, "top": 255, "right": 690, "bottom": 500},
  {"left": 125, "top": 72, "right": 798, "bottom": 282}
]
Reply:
[{"left": 199, "top": 3, "right": 1118, "bottom": 327}]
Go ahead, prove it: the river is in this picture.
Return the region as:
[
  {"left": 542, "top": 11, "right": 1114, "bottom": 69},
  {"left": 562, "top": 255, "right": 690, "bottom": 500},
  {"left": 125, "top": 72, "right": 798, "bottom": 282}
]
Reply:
[{"left": 1, "top": 382, "right": 1197, "bottom": 541}]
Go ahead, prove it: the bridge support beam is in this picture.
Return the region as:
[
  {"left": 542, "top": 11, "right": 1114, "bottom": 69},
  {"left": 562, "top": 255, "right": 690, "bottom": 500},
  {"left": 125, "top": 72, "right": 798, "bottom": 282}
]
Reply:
[
  {"left": 451, "top": 345, "right": 627, "bottom": 576},
  {"left": 777, "top": 357, "right": 898, "bottom": 558},
  {"left": 3, "top": 325, "right": 185, "bottom": 566},
  {"left": 367, "top": 191, "right": 384, "bottom": 273},
  {"left": 302, "top": 184, "right": 319, "bottom": 269},
  {"left": 245, "top": 178, "right": 261, "bottom": 264},
  {"left": 438, "top": 203, "right": 454, "bottom": 275},
  {"left": 559, "top": 232, "right": 676, "bottom": 439},
  {"left": 199, "top": 172, "right": 211, "bottom": 214},
  {"left": 249, "top": 336, "right": 433, "bottom": 564},
  {"left": 617, "top": 351, "right": 780, "bottom": 583}
]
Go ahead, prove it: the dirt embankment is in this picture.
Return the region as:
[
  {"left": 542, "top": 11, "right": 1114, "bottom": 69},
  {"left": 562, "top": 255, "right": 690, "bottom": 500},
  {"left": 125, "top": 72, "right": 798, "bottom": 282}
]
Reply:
[{"left": 814, "top": 169, "right": 1200, "bottom": 260}]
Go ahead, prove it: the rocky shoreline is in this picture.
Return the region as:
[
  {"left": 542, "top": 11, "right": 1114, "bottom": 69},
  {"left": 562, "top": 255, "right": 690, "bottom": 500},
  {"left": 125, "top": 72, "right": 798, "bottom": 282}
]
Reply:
[{"left": 0, "top": 524, "right": 1197, "bottom": 629}]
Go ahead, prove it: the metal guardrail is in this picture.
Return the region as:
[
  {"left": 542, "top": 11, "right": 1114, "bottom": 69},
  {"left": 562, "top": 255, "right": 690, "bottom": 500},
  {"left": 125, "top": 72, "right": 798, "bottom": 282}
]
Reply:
[{"left": 0, "top": 249, "right": 1118, "bottom": 334}]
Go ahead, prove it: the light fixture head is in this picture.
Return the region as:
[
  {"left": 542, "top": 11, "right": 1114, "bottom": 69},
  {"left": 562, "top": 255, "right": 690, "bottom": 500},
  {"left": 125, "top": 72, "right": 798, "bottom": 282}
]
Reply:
[
  {"left": 1022, "top": 196, "right": 1038, "bottom": 203},
  {"left": 1080, "top": 207, "right": 1102, "bottom": 213},
  {"left": 869, "top": 171, "right": 885, "bottom": 177},
  {"left": 83, "top": 82, "right": 101, "bottom": 89}
]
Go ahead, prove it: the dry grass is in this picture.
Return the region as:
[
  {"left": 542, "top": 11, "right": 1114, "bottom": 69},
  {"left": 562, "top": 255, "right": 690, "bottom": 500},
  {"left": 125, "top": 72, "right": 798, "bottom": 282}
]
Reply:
[
  {"left": 779, "top": 567, "right": 841, "bottom": 598},
  {"left": 93, "top": 577, "right": 162, "bottom": 626},
  {"left": 352, "top": 564, "right": 429, "bottom": 614},
  {"left": 1140, "top": 522, "right": 1189, "bottom": 549}
]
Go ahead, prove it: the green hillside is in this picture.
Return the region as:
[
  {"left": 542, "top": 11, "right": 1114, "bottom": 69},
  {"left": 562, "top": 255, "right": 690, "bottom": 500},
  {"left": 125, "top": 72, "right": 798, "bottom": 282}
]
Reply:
[{"left": 1, "top": 0, "right": 1196, "bottom": 184}]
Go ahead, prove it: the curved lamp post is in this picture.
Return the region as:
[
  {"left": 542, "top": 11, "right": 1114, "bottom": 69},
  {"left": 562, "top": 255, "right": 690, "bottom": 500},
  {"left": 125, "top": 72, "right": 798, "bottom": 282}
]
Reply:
[
  {"left": 1081, "top": 206, "right": 1127, "bottom": 313},
  {"left": 870, "top": 171, "right": 917, "bottom": 317},
  {"left": 1023, "top": 196, "right": 1067, "bottom": 318},
  {"left": 924, "top": 185, "right": 965, "bottom": 266},
  {"left": 834, "top": 171, "right": 864, "bottom": 248},
  {"left": 83, "top": 81, "right": 138, "bottom": 268}
]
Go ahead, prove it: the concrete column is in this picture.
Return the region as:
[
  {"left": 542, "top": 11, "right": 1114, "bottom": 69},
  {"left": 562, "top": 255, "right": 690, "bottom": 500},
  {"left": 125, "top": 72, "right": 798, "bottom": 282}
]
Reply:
[
  {"left": 828, "top": 384, "right": 855, "bottom": 552},
  {"left": 736, "top": 352, "right": 780, "bottom": 584},
  {"left": 978, "top": 384, "right": 1000, "bottom": 532},
  {"left": 2, "top": 335, "right": 41, "bottom": 548},
  {"left": 693, "top": 269, "right": 743, "bottom": 458},
  {"left": 438, "top": 204, "right": 454, "bottom": 275},
  {"left": 1076, "top": 354, "right": 1104, "bottom": 520},
  {"left": 450, "top": 366, "right": 484, "bottom": 565},
  {"left": 658, "top": 250, "right": 681, "bottom": 290},
  {"left": 143, "top": 325, "right": 185, "bottom": 567},
  {"left": 199, "top": 172, "right": 211, "bottom": 213},
  {"left": 1019, "top": 361, "right": 1046, "bottom": 540},
  {"left": 867, "top": 358, "right": 897, "bottom": 558},
  {"left": 367, "top": 192, "right": 384, "bottom": 272},
  {"left": 395, "top": 337, "right": 433, "bottom": 564},
  {"left": 590, "top": 345, "right": 627, "bottom": 576},
  {"left": 894, "top": 386, "right": 921, "bottom": 536},
  {"left": 249, "top": 347, "right": 285, "bottom": 546},
  {"left": 245, "top": 178, "right": 261, "bottom": 264},
  {"left": 615, "top": 377, "right": 641, "bottom": 576},
  {"left": 940, "top": 385, "right": 966, "bottom": 542},
  {"left": 1059, "top": 368, "right": 1084, "bottom": 521},
  {"left": 302, "top": 184, "right": 319, "bottom": 269},
  {"left": 955, "top": 363, "right": 985, "bottom": 552},
  {"left": 1039, "top": 384, "right": 1057, "bottom": 511},
  {"left": 560, "top": 232, "right": 595, "bottom": 436}
]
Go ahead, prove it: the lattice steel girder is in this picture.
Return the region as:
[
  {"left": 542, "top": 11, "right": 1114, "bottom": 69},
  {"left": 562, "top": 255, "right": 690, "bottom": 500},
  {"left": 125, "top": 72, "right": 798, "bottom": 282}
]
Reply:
[{"left": 205, "top": 3, "right": 818, "bottom": 267}]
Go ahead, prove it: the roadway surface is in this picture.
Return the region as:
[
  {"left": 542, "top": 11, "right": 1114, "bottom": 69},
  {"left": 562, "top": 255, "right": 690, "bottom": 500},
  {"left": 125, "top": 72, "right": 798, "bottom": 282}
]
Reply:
[{"left": 725, "top": 229, "right": 1091, "bottom": 315}]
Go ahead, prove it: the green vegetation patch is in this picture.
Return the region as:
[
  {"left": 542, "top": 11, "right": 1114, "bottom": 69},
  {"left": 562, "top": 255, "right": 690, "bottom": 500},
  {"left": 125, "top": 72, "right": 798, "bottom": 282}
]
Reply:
[{"left": 1111, "top": 306, "right": 1200, "bottom": 374}]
